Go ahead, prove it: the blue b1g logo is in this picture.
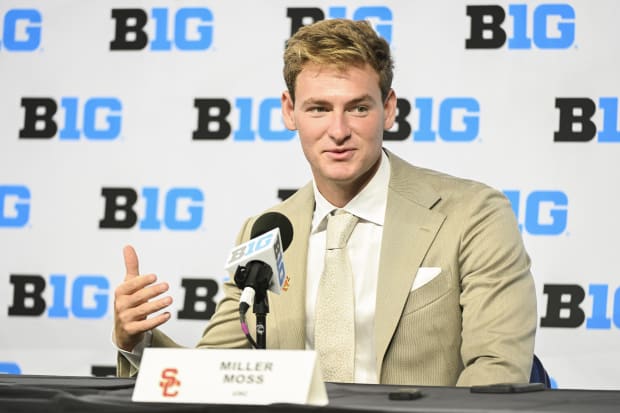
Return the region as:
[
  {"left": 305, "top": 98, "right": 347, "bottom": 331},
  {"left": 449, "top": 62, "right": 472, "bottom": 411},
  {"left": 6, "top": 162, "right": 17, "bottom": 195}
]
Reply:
[
  {"left": 19, "top": 97, "right": 122, "bottom": 140},
  {"left": 110, "top": 7, "right": 213, "bottom": 51},
  {"left": 286, "top": 6, "right": 392, "bottom": 43},
  {"left": 1, "top": 9, "right": 42, "bottom": 51},
  {"left": 0, "top": 185, "right": 30, "bottom": 227},
  {"left": 503, "top": 190, "right": 568, "bottom": 235},
  {"left": 8, "top": 274, "right": 110, "bottom": 319},
  {"left": 0, "top": 362, "right": 21, "bottom": 374},
  {"left": 542, "top": 284, "right": 620, "bottom": 329},
  {"left": 99, "top": 187, "right": 205, "bottom": 230},
  {"left": 466, "top": 4, "right": 575, "bottom": 49}
]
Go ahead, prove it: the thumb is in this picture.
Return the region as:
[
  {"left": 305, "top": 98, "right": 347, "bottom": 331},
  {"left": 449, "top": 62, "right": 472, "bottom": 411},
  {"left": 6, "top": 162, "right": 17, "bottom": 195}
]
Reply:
[{"left": 123, "top": 245, "right": 140, "bottom": 280}]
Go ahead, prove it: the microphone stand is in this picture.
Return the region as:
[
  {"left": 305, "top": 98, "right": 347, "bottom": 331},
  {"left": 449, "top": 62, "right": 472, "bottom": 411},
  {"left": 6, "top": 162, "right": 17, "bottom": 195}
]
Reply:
[
  {"left": 253, "top": 288, "right": 269, "bottom": 349},
  {"left": 234, "top": 261, "right": 272, "bottom": 350}
]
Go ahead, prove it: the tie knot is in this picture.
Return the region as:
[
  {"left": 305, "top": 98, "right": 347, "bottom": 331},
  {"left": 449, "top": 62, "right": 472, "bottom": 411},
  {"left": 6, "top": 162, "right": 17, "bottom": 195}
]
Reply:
[{"left": 326, "top": 210, "right": 359, "bottom": 250}]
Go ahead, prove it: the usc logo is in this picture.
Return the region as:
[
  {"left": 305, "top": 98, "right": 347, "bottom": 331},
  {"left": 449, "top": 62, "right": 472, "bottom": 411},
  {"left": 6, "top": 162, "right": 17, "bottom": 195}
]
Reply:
[{"left": 159, "top": 368, "right": 181, "bottom": 397}]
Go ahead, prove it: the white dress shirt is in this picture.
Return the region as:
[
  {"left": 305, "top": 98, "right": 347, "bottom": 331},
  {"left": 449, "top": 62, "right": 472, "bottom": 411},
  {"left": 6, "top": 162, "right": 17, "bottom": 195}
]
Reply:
[{"left": 306, "top": 151, "right": 390, "bottom": 384}]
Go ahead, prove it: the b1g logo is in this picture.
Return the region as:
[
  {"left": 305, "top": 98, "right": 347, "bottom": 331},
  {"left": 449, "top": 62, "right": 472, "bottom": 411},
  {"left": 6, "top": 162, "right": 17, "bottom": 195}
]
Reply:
[
  {"left": 99, "top": 187, "right": 204, "bottom": 230},
  {"left": 19, "top": 97, "right": 122, "bottom": 140},
  {"left": 541, "top": 284, "right": 620, "bottom": 329},
  {"left": 466, "top": 4, "right": 575, "bottom": 49},
  {"left": 0, "top": 9, "right": 41, "bottom": 51},
  {"left": 385, "top": 97, "right": 480, "bottom": 142},
  {"left": 110, "top": 8, "right": 213, "bottom": 51},
  {"left": 0, "top": 185, "right": 30, "bottom": 228},
  {"left": 287, "top": 6, "right": 392, "bottom": 42},
  {"left": 555, "top": 98, "right": 620, "bottom": 143},
  {"left": 0, "top": 362, "right": 21, "bottom": 374},
  {"left": 8, "top": 274, "right": 109, "bottom": 319},
  {"left": 193, "top": 98, "right": 295, "bottom": 141},
  {"left": 503, "top": 190, "right": 568, "bottom": 235},
  {"left": 193, "top": 97, "right": 480, "bottom": 142}
]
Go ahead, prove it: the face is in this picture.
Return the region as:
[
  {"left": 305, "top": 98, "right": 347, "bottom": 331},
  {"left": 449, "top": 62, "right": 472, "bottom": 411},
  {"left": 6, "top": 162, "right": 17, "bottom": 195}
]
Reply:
[{"left": 281, "top": 63, "right": 396, "bottom": 206}]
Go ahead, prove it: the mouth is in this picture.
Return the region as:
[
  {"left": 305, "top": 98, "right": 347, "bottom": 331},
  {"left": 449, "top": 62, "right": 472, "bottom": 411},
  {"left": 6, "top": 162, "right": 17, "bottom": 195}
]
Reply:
[{"left": 324, "top": 148, "right": 355, "bottom": 160}]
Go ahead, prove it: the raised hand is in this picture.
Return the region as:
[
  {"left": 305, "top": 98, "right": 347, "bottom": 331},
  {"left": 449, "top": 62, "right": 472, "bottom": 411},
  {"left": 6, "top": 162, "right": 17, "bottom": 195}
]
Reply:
[{"left": 113, "top": 245, "right": 172, "bottom": 352}]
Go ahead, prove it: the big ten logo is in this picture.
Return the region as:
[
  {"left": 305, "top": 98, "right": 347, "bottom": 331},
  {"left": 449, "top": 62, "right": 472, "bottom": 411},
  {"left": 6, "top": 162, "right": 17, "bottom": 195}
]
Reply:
[
  {"left": 0, "top": 362, "right": 21, "bottom": 374},
  {"left": 286, "top": 6, "right": 392, "bottom": 42},
  {"left": 385, "top": 97, "right": 480, "bottom": 142},
  {"left": 8, "top": 274, "right": 110, "bottom": 319},
  {"left": 99, "top": 187, "right": 204, "bottom": 231},
  {"left": 465, "top": 4, "right": 575, "bottom": 49},
  {"left": 19, "top": 97, "right": 122, "bottom": 140},
  {"left": 503, "top": 190, "right": 568, "bottom": 235},
  {"left": 193, "top": 98, "right": 295, "bottom": 141},
  {"left": 0, "top": 185, "right": 30, "bottom": 228},
  {"left": 272, "top": 236, "right": 285, "bottom": 285},
  {"left": 177, "top": 278, "right": 219, "bottom": 320},
  {"left": 554, "top": 97, "right": 620, "bottom": 143},
  {"left": 0, "top": 9, "right": 41, "bottom": 51},
  {"left": 541, "top": 284, "right": 620, "bottom": 329},
  {"left": 228, "top": 232, "right": 275, "bottom": 265},
  {"left": 110, "top": 7, "right": 213, "bottom": 51}
]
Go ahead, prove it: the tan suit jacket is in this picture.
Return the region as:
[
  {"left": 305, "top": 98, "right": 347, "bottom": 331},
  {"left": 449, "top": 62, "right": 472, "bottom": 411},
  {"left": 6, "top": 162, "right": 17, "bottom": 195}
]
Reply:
[{"left": 118, "top": 150, "right": 537, "bottom": 386}]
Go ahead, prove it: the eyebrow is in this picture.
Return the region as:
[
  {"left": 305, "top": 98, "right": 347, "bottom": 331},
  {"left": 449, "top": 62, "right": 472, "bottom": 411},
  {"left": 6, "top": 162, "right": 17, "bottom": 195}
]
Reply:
[{"left": 301, "top": 94, "right": 376, "bottom": 107}]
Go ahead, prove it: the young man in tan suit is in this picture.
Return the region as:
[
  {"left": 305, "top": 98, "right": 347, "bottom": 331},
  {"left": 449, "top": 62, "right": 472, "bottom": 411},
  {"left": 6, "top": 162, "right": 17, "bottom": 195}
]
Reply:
[{"left": 114, "top": 19, "right": 537, "bottom": 386}]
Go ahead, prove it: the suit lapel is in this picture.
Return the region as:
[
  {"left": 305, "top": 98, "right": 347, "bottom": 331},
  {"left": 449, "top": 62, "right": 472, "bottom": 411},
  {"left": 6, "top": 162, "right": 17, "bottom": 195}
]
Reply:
[
  {"left": 374, "top": 152, "right": 446, "bottom": 375},
  {"left": 269, "top": 184, "right": 314, "bottom": 349}
]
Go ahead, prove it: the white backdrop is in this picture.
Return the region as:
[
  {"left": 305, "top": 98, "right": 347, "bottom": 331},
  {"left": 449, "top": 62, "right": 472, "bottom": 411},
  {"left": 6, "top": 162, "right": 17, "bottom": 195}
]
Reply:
[{"left": 1, "top": 0, "right": 619, "bottom": 390}]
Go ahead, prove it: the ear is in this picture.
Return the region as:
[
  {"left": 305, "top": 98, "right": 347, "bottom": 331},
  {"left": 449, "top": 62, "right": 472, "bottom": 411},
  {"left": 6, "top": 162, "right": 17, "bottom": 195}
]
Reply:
[
  {"left": 281, "top": 90, "right": 297, "bottom": 130},
  {"left": 383, "top": 89, "right": 397, "bottom": 130}
]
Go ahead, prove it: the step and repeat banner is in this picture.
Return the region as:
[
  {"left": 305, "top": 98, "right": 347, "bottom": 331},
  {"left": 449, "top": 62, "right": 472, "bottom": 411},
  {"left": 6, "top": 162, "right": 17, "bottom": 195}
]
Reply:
[{"left": 1, "top": 0, "right": 619, "bottom": 389}]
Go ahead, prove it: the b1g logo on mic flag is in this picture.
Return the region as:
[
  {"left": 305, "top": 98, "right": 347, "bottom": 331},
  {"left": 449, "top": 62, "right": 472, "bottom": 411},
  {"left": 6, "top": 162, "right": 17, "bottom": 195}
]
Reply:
[{"left": 225, "top": 228, "right": 286, "bottom": 291}]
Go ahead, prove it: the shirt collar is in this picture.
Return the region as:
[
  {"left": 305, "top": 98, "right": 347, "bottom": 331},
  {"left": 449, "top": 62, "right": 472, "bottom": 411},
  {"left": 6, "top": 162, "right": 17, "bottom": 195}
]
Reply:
[{"left": 312, "top": 150, "right": 391, "bottom": 233}]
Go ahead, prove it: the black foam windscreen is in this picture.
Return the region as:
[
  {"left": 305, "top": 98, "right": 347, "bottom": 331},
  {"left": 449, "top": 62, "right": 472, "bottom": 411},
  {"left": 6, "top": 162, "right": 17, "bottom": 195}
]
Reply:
[{"left": 250, "top": 211, "right": 294, "bottom": 251}]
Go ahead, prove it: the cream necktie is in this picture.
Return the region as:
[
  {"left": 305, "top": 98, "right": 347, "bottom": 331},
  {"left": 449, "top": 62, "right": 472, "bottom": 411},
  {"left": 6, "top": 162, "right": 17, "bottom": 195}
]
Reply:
[{"left": 314, "top": 209, "right": 359, "bottom": 383}]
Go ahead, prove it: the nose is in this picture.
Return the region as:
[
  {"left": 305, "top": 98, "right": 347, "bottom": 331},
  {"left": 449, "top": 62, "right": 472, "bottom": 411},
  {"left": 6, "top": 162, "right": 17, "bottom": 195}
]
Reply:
[{"left": 327, "top": 112, "right": 351, "bottom": 143}]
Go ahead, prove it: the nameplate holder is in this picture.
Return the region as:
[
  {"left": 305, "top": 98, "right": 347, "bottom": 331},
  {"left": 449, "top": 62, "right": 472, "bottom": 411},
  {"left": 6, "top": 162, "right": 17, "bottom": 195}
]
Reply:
[{"left": 132, "top": 348, "right": 328, "bottom": 406}]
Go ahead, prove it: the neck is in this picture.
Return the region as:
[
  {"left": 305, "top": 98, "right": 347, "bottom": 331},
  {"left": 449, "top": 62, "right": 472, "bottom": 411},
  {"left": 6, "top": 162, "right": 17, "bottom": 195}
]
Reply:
[{"left": 317, "top": 157, "right": 381, "bottom": 208}]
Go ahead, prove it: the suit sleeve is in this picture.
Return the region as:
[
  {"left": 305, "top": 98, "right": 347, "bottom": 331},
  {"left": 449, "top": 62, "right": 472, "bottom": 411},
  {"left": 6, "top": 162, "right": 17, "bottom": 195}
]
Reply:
[{"left": 456, "top": 186, "right": 537, "bottom": 386}]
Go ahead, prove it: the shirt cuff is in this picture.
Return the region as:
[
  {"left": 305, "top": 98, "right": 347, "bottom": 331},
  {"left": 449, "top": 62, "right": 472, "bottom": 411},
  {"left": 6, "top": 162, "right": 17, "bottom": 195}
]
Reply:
[{"left": 112, "top": 330, "right": 153, "bottom": 369}]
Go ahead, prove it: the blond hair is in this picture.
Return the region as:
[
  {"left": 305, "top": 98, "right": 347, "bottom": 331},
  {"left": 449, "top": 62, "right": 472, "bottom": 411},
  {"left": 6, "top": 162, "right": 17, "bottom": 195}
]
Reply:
[{"left": 283, "top": 19, "right": 394, "bottom": 102}]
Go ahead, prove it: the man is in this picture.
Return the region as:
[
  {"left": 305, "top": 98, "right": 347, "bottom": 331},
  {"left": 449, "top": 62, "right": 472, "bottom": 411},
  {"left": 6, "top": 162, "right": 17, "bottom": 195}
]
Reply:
[{"left": 114, "top": 18, "right": 537, "bottom": 386}]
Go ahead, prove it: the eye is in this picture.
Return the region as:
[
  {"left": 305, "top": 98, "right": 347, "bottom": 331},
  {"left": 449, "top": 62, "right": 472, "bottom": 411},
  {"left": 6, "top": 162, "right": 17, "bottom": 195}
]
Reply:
[
  {"left": 309, "top": 106, "right": 328, "bottom": 113},
  {"left": 350, "top": 105, "right": 369, "bottom": 115}
]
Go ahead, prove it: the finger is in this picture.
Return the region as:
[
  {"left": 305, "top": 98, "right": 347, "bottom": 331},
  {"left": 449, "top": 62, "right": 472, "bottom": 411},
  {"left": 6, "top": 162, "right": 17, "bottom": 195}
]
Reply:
[
  {"left": 115, "top": 280, "right": 169, "bottom": 310},
  {"left": 115, "top": 273, "right": 158, "bottom": 296},
  {"left": 123, "top": 245, "right": 140, "bottom": 280},
  {"left": 116, "top": 295, "right": 172, "bottom": 327},
  {"left": 130, "top": 296, "right": 173, "bottom": 321},
  {"left": 125, "top": 312, "right": 172, "bottom": 336}
]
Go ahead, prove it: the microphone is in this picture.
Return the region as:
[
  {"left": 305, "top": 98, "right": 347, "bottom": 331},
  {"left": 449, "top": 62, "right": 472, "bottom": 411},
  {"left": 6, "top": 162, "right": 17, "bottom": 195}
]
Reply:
[
  {"left": 224, "top": 212, "right": 294, "bottom": 310},
  {"left": 224, "top": 212, "right": 293, "bottom": 349}
]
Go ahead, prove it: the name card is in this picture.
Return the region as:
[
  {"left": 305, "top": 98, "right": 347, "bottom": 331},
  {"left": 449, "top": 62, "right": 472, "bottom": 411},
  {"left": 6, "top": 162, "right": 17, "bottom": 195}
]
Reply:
[{"left": 132, "top": 348, "right": 328, "bottom": 406}]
